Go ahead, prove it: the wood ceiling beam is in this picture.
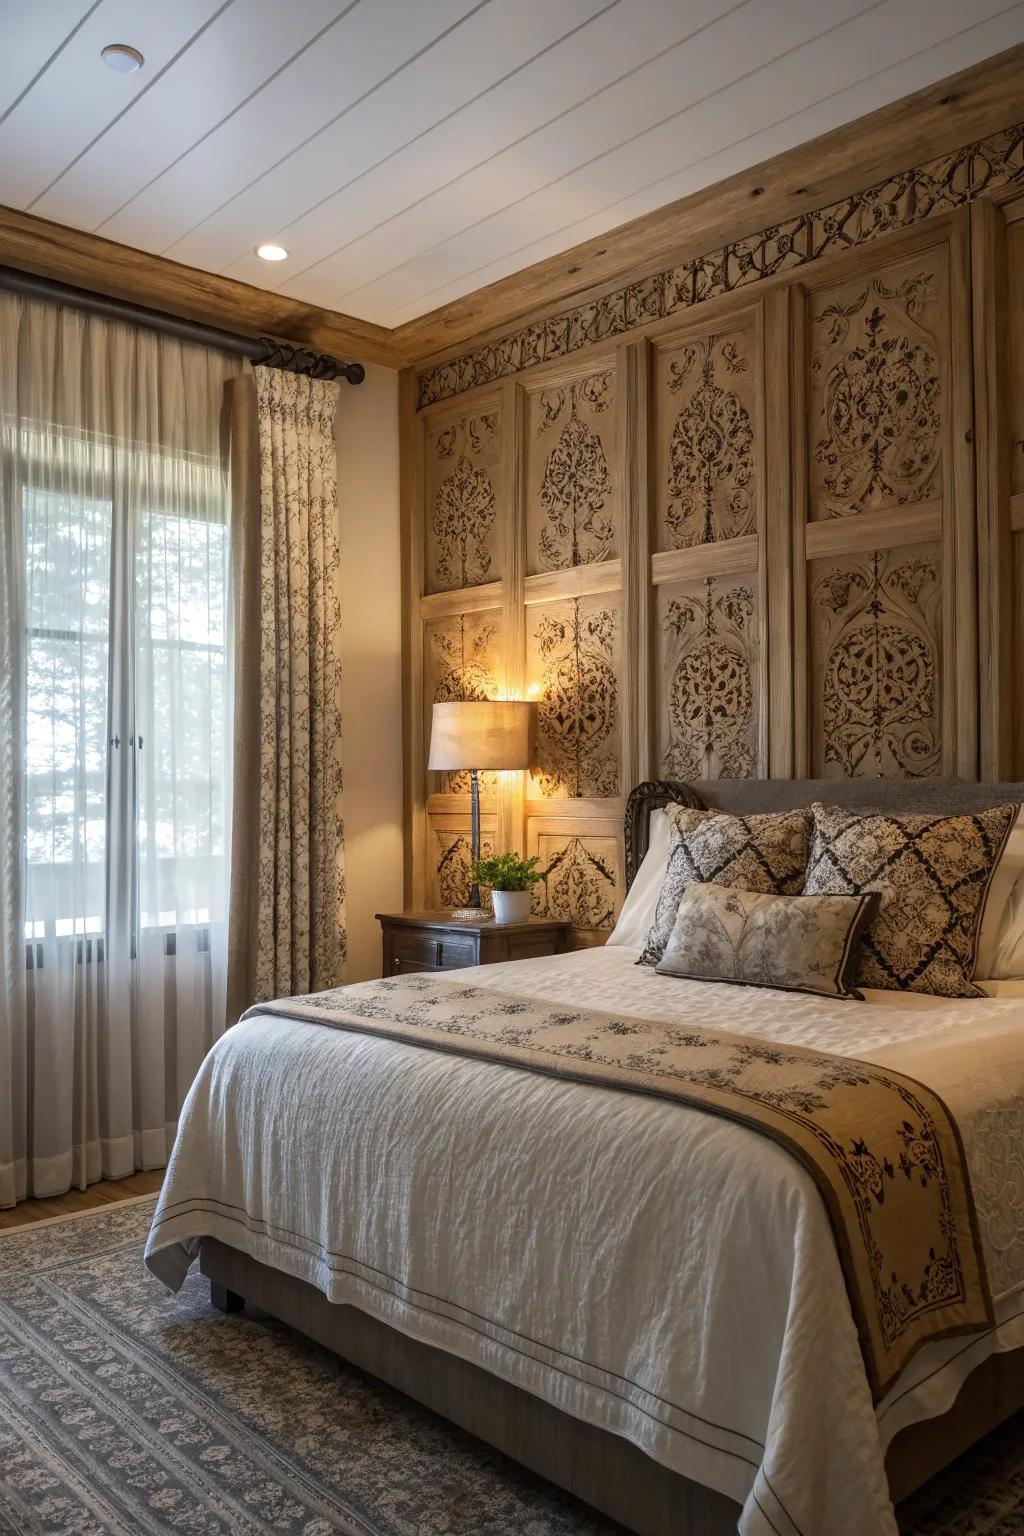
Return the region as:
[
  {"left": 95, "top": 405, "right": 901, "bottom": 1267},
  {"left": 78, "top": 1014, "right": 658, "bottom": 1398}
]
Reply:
[
  {"left": 1, "top": 44, "right": 1021, "bottom": 377},
  {"left": 393, "top": 41, "right": 1024, "bottom": 368},
  {"left": 0, "top": 203, "right": 403, "bottom": 369}
]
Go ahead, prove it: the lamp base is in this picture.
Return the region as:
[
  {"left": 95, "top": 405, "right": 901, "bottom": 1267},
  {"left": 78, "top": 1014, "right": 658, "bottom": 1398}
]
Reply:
[{"left": 448, "top": 906, "right": 492, "bottom": 922}]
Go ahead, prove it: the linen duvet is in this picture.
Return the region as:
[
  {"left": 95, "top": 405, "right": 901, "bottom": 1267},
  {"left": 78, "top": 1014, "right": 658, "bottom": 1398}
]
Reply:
[{"left": 146, "top": 946, "right": 1024, "bottom": 1536}]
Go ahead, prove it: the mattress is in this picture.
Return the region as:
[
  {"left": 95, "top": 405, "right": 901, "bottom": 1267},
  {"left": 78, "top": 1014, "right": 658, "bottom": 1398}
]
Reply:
[{"left": 145, "top": 946, "right": 1024, "bottom": 1536}]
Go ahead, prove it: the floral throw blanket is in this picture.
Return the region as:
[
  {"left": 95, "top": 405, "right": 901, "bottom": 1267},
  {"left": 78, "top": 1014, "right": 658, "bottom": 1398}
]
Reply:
[{"left": 245, "top": 972, "right": 992, "bottom": 1398}]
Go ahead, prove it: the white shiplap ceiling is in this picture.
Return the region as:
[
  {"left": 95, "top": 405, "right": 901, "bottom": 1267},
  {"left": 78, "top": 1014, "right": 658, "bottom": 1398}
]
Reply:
[{"left": 2, "top": 0, "right": 1023, "bottom": 329}]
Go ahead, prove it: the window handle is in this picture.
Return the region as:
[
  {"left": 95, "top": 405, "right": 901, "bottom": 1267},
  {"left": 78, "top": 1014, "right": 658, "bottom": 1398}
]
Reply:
[{"left": 110, "top": 734, "right": 120, "bottom": 749}]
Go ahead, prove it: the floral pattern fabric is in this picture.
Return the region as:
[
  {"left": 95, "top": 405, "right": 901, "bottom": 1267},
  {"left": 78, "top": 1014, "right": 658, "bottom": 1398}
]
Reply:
[
  {"left": 638, "top": 805, "right": 810, "bottom": 967},
  {"left": 804, "top": 802, "right": 1016, "bottom": 998},
  {"left": 656, "top": 882, "right": 879, "bottom": 999},
  {"left": 249, "top": 368, "right": 346, "bottom": 1002}
]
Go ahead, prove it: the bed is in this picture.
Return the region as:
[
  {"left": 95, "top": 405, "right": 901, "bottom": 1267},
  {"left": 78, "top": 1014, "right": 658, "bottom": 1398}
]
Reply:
[{"left": 145, "top": 778, "right": 1024, "bottom": 1536}]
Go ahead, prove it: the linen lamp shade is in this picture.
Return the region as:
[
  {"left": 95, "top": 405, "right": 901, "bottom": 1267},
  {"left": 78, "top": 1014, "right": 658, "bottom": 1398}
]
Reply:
[{"left": 428, "top": 701, "right": 534, "bottom": 772}]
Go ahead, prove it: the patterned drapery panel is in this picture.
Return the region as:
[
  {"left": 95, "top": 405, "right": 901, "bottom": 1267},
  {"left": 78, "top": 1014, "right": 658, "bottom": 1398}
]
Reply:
[{"left": 228, "top": 369, "right": 346, "bottom": 1016}]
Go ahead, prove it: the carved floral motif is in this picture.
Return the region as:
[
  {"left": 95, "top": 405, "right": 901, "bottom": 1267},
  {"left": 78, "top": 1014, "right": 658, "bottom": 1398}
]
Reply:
[
  {"left": 432, "top": 456, "right": 496, "bottom": 588},
  {"left": 532, "top": 836, "right": 618, "bottom": 929},
  {"left": 535, "top": 373, "right": 613, "bottom": 569},
  {"left": 427, "top": 413, "right": 500, "bottom": 591},
  {"left": 813, "top": 548, "right": 941, "bottom": 777},
  {"left": 811, "top": 274, "right": 942, "bottom": 517},
  {"left": 664, "top": 335, "right": 755, "bottom": 546},
  {"left": 417, "top": 123, "right": 1024, "bottom": 407},
  {"left": 434, "top": 829, "right": 494, "bottom": 909},
  {"left": 533, "top": 599, "right": 619, "bottom": 799},
  {"left": 661, "top": 578, "right": 757, "bottom": 779},
  {"left": 428, "top": 615, "right": 499, "bottom": 793}
]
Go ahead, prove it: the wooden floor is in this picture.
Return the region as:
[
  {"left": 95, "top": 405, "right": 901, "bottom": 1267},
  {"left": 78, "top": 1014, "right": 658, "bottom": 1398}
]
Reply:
[{"left": 0, "top": 1170, "right": 164, "bottom": 1231}]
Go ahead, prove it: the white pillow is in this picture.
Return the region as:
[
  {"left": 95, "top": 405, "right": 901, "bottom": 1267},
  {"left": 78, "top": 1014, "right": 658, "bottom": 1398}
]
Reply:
[
  {"left": 605, "top": 809, "right": 670, "bottom": 949},
  {"left": 980, "top": 807, "right": 1024, "bottom": 978}
]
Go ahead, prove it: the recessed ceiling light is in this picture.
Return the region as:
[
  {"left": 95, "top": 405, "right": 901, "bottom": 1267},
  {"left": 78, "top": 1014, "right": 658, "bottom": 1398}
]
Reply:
[
  {"left": 256, "top": 243, "right": 289, "bottom": 263},
  {"left": 101, "top": 44, "right": 144, "bottom": 74}
]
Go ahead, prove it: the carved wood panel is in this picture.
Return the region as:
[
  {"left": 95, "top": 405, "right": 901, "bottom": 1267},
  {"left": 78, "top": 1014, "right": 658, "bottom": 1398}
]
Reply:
[
  {"left": 526, "top": 824, "right": 621, "bottom": 931},
  {"left": 808, "top": 253, "right": 947, "bottom": 520},
  {"left": 409, "top": 199, "right": 994, "bottom": 917},
  {"left": 656, "top": 574, "right": 759, "bottom": 780},
  {"left": 428, "top": 812, "right": 496, "bottom": 910},
  {"left": 653, "top": 316, "right": 760, "bottom": 551},
  {"left": 808, "top": 543, "right": 942, "bottom": 778},
  {"left": 423, "top": 610, "right": 503, "bottom": 793},
  {"left": 525, "top": 365, "right": 618, "bottom": 574},
  {"left": 526, "top": 594, "right": 621, "bottom": 800},
  {"left": 424, "top": 406, "right": 503, "bottom": 593}
]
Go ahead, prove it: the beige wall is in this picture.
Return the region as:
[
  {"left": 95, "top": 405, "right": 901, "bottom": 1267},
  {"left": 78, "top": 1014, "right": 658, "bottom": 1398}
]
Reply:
[{"left": 336, "top": 363, "right": 403, "bottom": 981}]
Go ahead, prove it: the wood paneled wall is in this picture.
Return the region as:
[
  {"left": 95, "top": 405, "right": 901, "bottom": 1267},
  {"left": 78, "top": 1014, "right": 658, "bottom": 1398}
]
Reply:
[{"left": 401, "top": 125, "right": 1024, "bottom": 942}]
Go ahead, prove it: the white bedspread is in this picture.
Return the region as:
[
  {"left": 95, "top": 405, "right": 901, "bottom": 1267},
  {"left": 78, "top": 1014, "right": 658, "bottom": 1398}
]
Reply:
[{"left": 145, "top": 947, "right": 1024, "bottom": 1536}]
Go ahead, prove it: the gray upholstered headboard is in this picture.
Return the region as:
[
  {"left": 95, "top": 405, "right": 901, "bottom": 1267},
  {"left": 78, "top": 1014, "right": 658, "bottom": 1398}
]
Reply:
[{"left": 623, "top": 778, "right": 1024, "bottom": 890}]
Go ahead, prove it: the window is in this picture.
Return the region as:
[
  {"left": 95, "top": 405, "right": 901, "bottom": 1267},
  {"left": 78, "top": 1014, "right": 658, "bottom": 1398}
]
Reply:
[{"left": 20, "top": 435, "right": 229, "bottom": 955}]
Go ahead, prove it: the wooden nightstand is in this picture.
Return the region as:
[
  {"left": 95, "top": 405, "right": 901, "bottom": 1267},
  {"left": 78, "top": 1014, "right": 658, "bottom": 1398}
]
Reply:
[{"left": 376, "top": 911, "right": 570, "bottom": 978}]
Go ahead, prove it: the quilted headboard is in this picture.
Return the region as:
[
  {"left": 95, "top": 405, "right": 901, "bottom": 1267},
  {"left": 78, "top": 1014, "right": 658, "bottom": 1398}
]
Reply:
[{"left": 624, "top": 779, "right": 1024, "bottom": 890}]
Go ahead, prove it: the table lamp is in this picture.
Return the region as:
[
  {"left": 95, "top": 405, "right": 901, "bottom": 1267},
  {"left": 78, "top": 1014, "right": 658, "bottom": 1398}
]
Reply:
[{"left": 428, "top": 700, "right": 534, "bottom": 917}]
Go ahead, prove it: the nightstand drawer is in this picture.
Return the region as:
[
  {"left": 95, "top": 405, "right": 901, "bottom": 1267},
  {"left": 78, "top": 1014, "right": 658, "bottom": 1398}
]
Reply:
[
  {"left": 387, "top": 929, "right": 479, "bottom": 973},
  {"left": 389, "top": 932, "right": 442, "bottom": 967},
  {"left": 377, "top": 912, "right": 570, "bottom": 981},
  {"left": 436, "top": 936, "right": 478, "bottom": 968}
]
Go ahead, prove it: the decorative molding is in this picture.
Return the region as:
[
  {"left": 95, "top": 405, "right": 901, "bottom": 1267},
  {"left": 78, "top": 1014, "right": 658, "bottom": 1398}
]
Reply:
[
  {"left": 0, "top": 203, "right": 401, "bottom": 368},
  {"left": 416, "top": 122, "right": 1024, "bottom": 407}
]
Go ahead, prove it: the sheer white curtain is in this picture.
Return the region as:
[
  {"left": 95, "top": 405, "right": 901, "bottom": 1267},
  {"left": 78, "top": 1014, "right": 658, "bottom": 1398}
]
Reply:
[{"left": 0, "top": 293, "right": 240, "bottom": 1205}]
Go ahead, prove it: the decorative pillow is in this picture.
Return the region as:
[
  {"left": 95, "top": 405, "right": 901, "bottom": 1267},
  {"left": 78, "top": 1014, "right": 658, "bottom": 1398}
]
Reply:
[
  {"left": 803, "top": 801, "right": 1017, "bottom": 998},
  {"left": 606, "top": 809, "right": 670, "bottom": 949},
  {"left": 655, "top": 883, "right": 880, "bottom": 999},
  {"left": 637, "top": 806, "right": 810, "bottom": 968},
  {"left": 979, "top": 807, "right": 1024, "bottom": 977}
]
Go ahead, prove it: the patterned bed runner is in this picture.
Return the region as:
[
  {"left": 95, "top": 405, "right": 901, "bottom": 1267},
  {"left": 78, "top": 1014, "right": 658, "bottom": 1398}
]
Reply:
[{"left": 244, "top": 973, "right": 992, "bottom": 1399}]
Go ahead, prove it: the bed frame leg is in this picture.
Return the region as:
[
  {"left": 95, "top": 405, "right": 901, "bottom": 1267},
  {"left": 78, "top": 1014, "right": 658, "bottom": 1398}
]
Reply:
[{"left": 210, "top": 1282, "right": 245, "bottom": 1314}]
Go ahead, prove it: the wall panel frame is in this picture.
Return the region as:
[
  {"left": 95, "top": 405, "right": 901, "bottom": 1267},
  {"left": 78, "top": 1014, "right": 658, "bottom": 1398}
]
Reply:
[{"left": 401, "top": 110, "right": 1024, "bottom": 935}]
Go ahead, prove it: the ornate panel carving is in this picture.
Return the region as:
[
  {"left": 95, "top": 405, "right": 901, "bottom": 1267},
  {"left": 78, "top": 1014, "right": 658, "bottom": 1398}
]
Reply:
[
  {"left": 423, "top": 611, "right": 502, "bottom": 793},
  {"left": 657, "top": 575, "right": 759, "bottom": 779},
  {"left": 428, "top": 814, "right": 496, "bottom": 910},
  {"left": 809, "top": 543, "right": 942, "bottom": 777},
  {"left": 808, "top": 256, "right": 946, "bottom": 519},
  {"left": 527, "top": 595, "right": 620, "bottom": 799},
  {"left": 528, "top": 829, "right": 621, "bottom": 930},
  {"left": 424, "top": 409, "right": 502, "bottom": 593},
  {"left": 654, "top": 321, "right": 759, "bottom": 551},
  {"left": 418, "top": 122, "right": 1024, "bottom": 407},
  {"left": 526, "top": 368, "right": 617, "bottom": 573}
]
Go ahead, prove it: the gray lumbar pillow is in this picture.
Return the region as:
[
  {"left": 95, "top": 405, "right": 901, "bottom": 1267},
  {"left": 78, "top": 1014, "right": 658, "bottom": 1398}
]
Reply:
[{"left": 655, "top": 882, "right": 880, "bottom": 1000}]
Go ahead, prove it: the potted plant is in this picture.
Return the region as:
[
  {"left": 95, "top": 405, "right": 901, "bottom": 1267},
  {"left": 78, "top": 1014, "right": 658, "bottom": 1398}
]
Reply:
[{"left": 471, "top": 853, "right": 543, "bottom": 925}]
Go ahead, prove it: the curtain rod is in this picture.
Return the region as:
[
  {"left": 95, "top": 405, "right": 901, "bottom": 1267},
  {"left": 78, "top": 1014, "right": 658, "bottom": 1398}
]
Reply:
[{"left": 0, "top": 264, "right": 366, "bottom": 385}]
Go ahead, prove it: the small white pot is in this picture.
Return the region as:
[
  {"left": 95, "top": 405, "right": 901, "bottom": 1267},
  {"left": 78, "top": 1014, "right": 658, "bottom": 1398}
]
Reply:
[{"left": 491, "top": 889, "right": 532, "bottom": 924}]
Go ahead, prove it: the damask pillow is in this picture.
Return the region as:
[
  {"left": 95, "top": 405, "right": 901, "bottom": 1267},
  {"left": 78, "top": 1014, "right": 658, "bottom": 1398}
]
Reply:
[
  {"left": 655, "top": 883, "right": 880, "bottom": 999},
  {"left": 803, "top": 801, "right": 1017, "bottom": 998},
  {"left": 637, "top": 805, "right": 810, "bottom": 968}
]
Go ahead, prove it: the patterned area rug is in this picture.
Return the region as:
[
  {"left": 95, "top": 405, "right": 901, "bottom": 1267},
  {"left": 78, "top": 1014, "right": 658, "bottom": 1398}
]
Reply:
[{"left": 0, "top": 1201, "right": 1020, "bottom": 1536}]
